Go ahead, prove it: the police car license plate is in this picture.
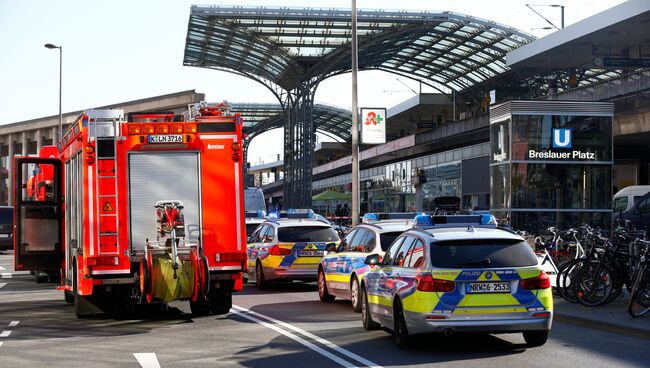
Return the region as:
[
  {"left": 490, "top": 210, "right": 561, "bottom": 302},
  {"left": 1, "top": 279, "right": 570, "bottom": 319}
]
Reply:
[
  {"left": 148, "top": 135, "right": 183, "bottom": 143},
  {"left": 466, "top": 282, "right": 510, "bottom": 294},
  {"left": 297, "top": 250, "right": 324, "bottom": 257}
]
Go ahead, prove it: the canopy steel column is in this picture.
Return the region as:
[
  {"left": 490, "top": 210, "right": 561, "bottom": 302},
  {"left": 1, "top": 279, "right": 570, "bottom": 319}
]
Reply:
[{"left": 283, "top": 85, "right": 315, "bottom": 208}]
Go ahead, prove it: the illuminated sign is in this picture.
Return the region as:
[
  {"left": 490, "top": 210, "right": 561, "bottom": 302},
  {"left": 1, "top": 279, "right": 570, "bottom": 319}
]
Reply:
[
  {"left": 361, "top": 108, "right": 387, "bottom": 144},
  {"left": 529, "top": 128, "right": 595, "bottom": 160}
]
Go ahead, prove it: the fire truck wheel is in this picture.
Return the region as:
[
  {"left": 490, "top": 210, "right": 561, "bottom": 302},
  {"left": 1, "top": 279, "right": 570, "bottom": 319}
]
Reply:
[
  {"left": 139, "top": 260, "right": 150, "bottom": 297},
  {"left": 200, "top": 256, "right": 210, "bottom": 295},
  {"left": 35, "top": 271, "right": 48, "bottom": 283},
  {"left": 72, "top": 261, "right": 89, "bottom": 318},
  {"left": 255, "top": 262, "right": 269, "bottom": 290},
  {"left": 64, "top": 291, "right": 74, "bottom": 304},
  {"left": 208, "top": 290, "right": 232, "bottom": 315},
  {"left": 190, "top": 295, "right": 211, "bottom": 316}
]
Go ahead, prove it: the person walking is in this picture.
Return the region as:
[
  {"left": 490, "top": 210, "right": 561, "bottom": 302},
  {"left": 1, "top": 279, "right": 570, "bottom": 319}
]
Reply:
[{"left": 342, "top": 203, "right": 350, "bottom": 225}]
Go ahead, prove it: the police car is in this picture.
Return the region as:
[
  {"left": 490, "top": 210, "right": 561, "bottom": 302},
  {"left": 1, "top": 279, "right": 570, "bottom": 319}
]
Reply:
[
  {"left": 247, "top": 210, "right": 339, "bottom": 289},
  {"left": 359, "top": 214, "right": 553, "bottom": 348},
  {"left": 245, "top": 211, "right": 267, "bottom": 239},
  {"left": 318, "top": 213, "right": 419, "bottom": 312}
]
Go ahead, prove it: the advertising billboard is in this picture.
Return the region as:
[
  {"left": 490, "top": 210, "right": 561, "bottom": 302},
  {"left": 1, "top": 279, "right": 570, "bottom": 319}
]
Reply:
[{"left": 361, "top": 108, "right": 387, "bottom": 144}]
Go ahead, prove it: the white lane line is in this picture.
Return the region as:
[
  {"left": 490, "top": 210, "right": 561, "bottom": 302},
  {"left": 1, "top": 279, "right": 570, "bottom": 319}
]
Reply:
[
  {"left": 133, "top": 353, "right": 161, "bottom": 368},
  {"left": 1, "top": 273, "right": 11, "bottom": 279},
  {"left": 230, "top": 309, "right": 359, "bottom": 368},
  {"left": 0, "top": 331, "right": 11, "bottom": 338},
  {"left": 0, "top": 283, "right": 6, "bottom": 289},
  {"left": 0, "top": 342, "right": 3, "bottom": 347},
  {"left": 233, "top": 305, "right": 382, "bottom": 368},
  {"left": 8, "top": 321, "right": 19, "bottom": 327}
]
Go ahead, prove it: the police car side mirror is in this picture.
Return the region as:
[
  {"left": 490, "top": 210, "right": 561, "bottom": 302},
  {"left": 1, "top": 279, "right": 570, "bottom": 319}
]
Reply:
[
  {"left": 364, "top": 254, "right": 380, "bottom": 265},
  {"left": 325, "top": 243, "right": 337, "bottom": 252}
]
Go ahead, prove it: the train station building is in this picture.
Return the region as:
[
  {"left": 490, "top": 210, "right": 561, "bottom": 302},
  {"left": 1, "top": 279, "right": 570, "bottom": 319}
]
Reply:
[{"left": 1, "top": 0, "right": 649, "bottom": 233}]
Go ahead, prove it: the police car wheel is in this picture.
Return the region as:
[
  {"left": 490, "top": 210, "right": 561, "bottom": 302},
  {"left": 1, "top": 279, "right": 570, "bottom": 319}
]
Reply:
[
  {"left": 361, "top": 287, "right": 379, "bottom": 330},
  {"left": 393, "top": 300, "right": 412, "bottom": 349},
  {"left": 64, "top": 291, "right": 74, "bottom": 304},
  {"left": 523, "top": 330, "right": 549, "bottom": 347},
  {"left": 256, "top": 262, "right": 269, "bottom": 290},
  {"left": 351, "top": 276, "right": 361, "bottom": 312},
  {"left": 318, "top": 269, "right": 335, "bottom": 302}
]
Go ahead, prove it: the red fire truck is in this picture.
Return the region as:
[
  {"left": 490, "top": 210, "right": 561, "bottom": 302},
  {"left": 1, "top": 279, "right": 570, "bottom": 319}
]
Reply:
[{"left": 14, "top": 102, "right": 247, "bottom": 317}]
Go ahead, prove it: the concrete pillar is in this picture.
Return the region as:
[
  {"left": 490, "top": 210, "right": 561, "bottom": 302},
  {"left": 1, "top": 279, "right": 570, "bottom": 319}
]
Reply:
[
  {"left": 36, "top": 129, "right": 43, "bottom": 154},
  {"left": 21, "top": 132, "right": 28, "bottom": 189},
  {"left": 7, "top": 134, "right": 13, "bottom": 206},
  {"left": 51, "top": 126, "right": 58, "bottom": 146}
]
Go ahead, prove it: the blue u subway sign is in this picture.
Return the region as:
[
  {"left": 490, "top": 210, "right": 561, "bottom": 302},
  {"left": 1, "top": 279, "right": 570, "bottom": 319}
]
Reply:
[{"left": 552, "top": 128, "right": 572, "bottom": 148}]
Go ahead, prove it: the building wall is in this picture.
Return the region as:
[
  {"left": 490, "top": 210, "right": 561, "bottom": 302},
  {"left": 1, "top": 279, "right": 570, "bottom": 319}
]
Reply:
[
  {"left": 313, "top": 142, "right": 490, "bottom": 213},
  {"left": 0, "top": 90, "right": 204, "bottom": 205}
]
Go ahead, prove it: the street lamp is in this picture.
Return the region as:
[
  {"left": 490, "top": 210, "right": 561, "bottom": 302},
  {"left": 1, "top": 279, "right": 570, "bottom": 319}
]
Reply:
[
  {"left": 350, "top": 0, "right": 360, "bottom": 226},
  {"left": 44, "top": 43, "right": 63, "bottom": 139}
]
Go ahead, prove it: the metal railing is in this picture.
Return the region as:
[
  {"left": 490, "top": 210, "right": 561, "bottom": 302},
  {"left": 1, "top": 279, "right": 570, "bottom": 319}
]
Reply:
[{"left": 548, "top": 69, "right": 650, "bottom": 101}]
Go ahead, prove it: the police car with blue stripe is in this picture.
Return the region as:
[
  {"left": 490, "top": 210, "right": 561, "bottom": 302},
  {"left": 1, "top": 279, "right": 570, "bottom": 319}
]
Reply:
[
  {"left": 318, "top": 213, "right": 418, "bottom": 312},
  {"left": 247, "top": 209, "right": 339, "bottom": 289},
  {"left": 359, "top": 213, "right": 553, "bottom": 348}
]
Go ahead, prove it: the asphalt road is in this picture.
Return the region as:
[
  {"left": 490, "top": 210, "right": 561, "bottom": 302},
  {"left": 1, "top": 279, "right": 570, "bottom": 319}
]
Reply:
[{"left": 0, "top": 251, "right": 648, "bottom": 368}]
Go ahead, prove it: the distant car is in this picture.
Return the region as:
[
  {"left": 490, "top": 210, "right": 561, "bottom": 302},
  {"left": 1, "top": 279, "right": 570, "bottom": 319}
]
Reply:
[
  {"left": 360, "top": 214, "right": 553, "bottom": 348},
  {"left": 0, "top": 206, "right": 13, "bottom": 251},
  {"left": 247, "top": 210, "right": 339, "bottom": 288},
  {"left": 318, "top": 213, "right": 418, "bottom": 312}
]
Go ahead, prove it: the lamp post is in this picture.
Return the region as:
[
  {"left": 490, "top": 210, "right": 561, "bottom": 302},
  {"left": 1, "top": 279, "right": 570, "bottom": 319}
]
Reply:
[
  {"left": 350, "top": 0, "right": 360, "bottom": 226},
  {"left": 44, "top": 43, "right": 62, "bottom": 139}
]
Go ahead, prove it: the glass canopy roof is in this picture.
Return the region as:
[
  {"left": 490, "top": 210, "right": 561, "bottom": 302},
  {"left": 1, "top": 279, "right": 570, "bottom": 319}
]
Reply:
[{"left": 184, "top": 6, "right": 536, "bottom": 92}]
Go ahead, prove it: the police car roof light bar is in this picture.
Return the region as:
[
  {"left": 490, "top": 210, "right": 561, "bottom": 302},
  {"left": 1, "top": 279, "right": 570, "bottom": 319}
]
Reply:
[
  {"left": 245, "top": 210, "right": 266, "bottom": 219},
  {"left": 362, "top": 212, "right": 424, "bottom": 223},
  {"left": 413, "top": 214, "right": 497, "bottom": 229},
  {"left": 284, "top": 208, "right": 315, "bottom": 219}
]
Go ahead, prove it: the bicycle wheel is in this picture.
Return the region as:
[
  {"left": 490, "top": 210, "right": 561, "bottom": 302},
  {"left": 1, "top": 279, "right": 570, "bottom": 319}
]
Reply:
[
  {"left": 557, "top": 258, "right": 586, "bottom": 303},
  {"left": 574, "top": 261, "right": 616, "bottom": 307},
  {"left": 627, "top": 266, "right": 650, "bottom": 318}
]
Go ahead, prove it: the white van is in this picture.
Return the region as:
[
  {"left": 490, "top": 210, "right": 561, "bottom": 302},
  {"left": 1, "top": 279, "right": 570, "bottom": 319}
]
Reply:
[
  {"left": 613, "top": 185, "right": 650, "bottom": 231},
  {"left": 244, "top": 187, "right": 266, "bottom": 213},
  {"left": 613, "top": 185, "right": 650, "bottom": 213}
]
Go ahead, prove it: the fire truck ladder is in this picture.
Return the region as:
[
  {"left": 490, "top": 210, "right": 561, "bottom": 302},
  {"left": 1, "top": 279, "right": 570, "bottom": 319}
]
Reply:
[{"left": 89, "top": 113, "right": 122, "bottom": 256}]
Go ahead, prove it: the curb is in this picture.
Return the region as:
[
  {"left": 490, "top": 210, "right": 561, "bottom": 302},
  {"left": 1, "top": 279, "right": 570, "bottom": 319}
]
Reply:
[{"left": 553, "top": 312, "right": 650, "bottom": 340}]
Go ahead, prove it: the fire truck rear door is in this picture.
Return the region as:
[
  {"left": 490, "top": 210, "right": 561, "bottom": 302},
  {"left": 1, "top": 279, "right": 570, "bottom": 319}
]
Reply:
[{"left": 14, "top": 157, "right": 63, "bottom": 271}]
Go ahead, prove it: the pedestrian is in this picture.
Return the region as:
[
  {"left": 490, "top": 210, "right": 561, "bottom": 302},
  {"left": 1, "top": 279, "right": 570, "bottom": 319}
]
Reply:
[{"left": 342, "top": 203, "right": 350, "bottom": 225}]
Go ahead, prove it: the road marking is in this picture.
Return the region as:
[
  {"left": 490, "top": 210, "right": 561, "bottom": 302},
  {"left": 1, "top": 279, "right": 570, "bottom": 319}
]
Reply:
[
  {"left": 0, "top": 342, "right": 3, "bottom": 347},
  {"left": 133, "top": 353, "right": 161, "bottom": 368},
  {"left": 0, "top": 283, "right": 6, "bottom": 289},
  {"left": 235, "top": 306, "right": 382, "bottom": 368},
  {"left": 8, "top": 321, "right": 19, "bottom": 327},
  {"left": 0, "top": 265, "right": 5, "bottom": 270},
  {"left": 1, "top": 273, "right": 11, "bottom": 279},
  {"left": 232, "top": 306, "right": 382, "bottom": 368},
  {"left": 0, "top": 331, "right": 11, "bottom": 338},
  {"left": 230, "top": 308, "right": 359, "bottom": 368}
]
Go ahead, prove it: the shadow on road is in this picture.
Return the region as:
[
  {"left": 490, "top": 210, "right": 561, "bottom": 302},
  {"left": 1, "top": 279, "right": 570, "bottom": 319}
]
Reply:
[
  {"left": 238, "top": 281, "right": 318, "bottom": 295},
  {"left": 0, "top": 299, "right": 194, "bottom": 341}
]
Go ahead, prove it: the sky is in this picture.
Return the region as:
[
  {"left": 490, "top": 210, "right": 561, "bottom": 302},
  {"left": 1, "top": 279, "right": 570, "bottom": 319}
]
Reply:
[{"left": 0, "top": 0, "right": 625, "bottom": 164}]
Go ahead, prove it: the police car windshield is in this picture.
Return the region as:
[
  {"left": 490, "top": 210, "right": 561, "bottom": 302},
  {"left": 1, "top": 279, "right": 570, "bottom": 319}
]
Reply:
[
  {"left": 278, "top": 226, "right": 339, "bottom": 243},
  {"left": 379, "top": 232, "right": 403, "bottom": 251},
  {"left": 430, "top": 238, "right": 537, "bottom": 268}
]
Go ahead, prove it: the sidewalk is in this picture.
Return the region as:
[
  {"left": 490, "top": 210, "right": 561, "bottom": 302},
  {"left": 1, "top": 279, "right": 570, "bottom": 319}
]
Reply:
[{"left": 553, "top": 295, "right": 650, "bottom": 340}]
